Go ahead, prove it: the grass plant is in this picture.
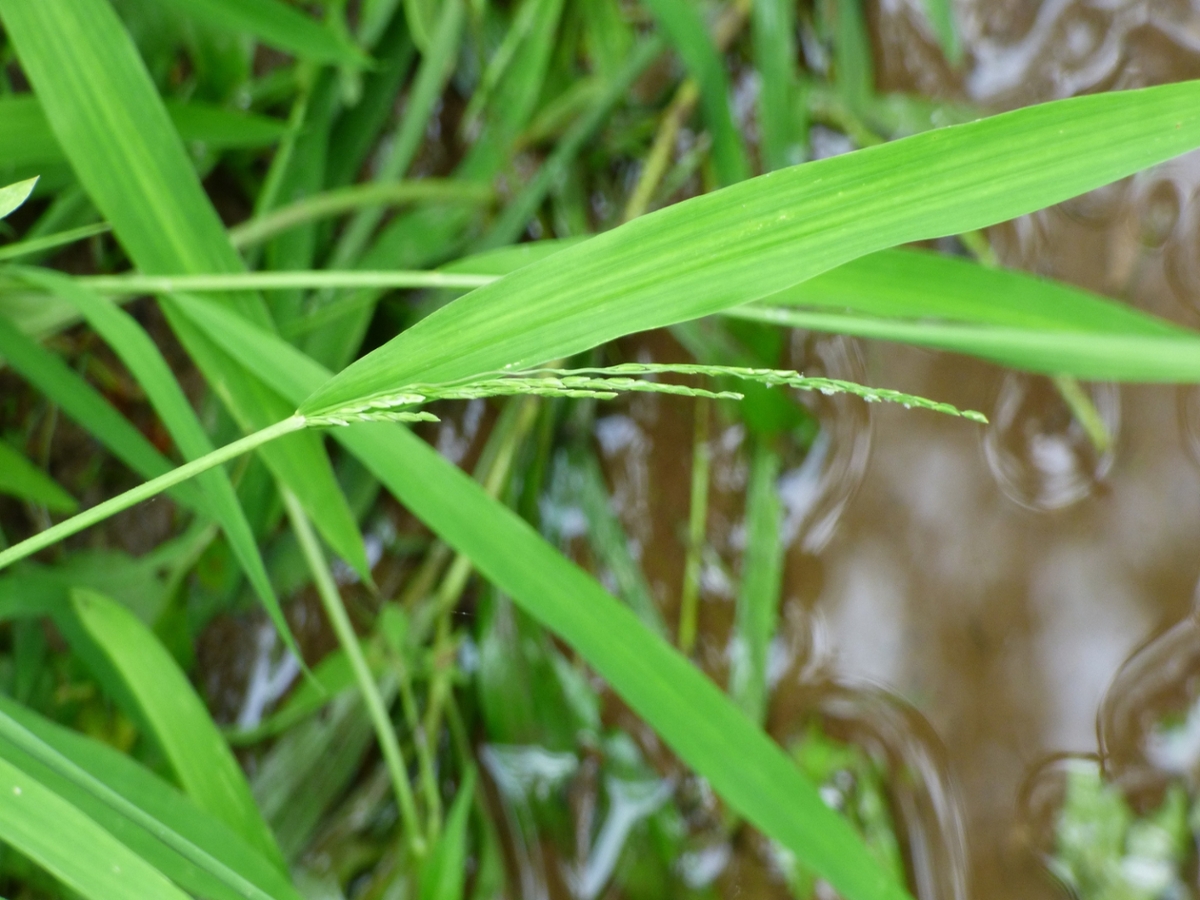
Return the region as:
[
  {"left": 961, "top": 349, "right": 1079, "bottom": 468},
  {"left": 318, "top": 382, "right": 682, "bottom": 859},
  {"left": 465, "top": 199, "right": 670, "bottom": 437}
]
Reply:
[{"left": 1, "top": 2, "right": 1200, "bottom": 899}]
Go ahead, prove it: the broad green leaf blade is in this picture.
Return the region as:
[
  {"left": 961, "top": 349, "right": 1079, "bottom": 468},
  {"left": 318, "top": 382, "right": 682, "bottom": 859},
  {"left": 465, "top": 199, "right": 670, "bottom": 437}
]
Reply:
[
  {"left": 445, "top": 240, "right": 1200, "bottom": 378},
  {"left": 70, "top": 589, "right": 284, "bottom": 870},
  {"left": 16, "top": 268, "right": 296, "bottom": 663},
  {"left": 0, "top": 96, "right": 284, "bottom": 169},
  {"left": 0, "top": 752, "right": 192, "bottom": 900},
  {"left": 1, "top": 0, "right": 369, "bottom": 578},
  {"left": 0, "top": 176, "right": 37, "bottom": 219},
  {"left": 0, "top": 440, "right": 77, "bottom": 512},
  {"left": 0, "top": 697, "right": 302, "bottom": 900},
  {"left": 153, "top": 0, "right": 366, "bottom": 67},
  {"left": 641, "top": 0, "right": 749, "bottom": 185},
  {"left": 301, "top": 80, "right": 1200, "bottom": 417},
  {"left": 0, "top": 316, "right": 210, "bottom": 515},
  {"left": 164, "top": 292, "right": 912, "bottom": 900}
]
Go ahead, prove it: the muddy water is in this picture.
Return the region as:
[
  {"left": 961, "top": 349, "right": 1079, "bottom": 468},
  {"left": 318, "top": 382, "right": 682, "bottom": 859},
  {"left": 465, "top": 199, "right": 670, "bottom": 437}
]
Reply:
[{"left": 592, "top": 3, "right": 1200, "bottom": 898}]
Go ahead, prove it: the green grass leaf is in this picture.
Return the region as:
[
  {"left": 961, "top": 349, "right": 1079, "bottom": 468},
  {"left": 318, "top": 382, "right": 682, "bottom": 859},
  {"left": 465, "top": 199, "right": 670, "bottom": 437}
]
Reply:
[
  {"left": 0, "top": 440, "right": 77, "bottom": 513},
  {"left": 729, "top": 442, "right": 784, "bottom": 725},
  {"left": 418, "top": 768, "right": 476, "bottom": 900},
  {"left": 152, "top": 0, "right": 367, "bottom": 67},
  {"left": 729, "top": 247, "right": 1200, "bottom": 381},
  {"left": 641, "top": 0, "right": 750, "bottom": 185},
  {"left": 753, "top": 0, "right": 802, "bottom": 171},
  {"left": 0, "top": 176, "right": 37, "bottom": 219},
  {"left": 300, "top": 80, "right": 1200, "bottom": 418},
  {"left": 0, "top": 96, "right": 284, "bottom": 180},
  {"left": 0, "top": 0, "right": 369, "bottom": 578},
  {"left": 69, "top": 589, "right": 285, "bottom": 870},
  {"left": 0, "top": 751, "right": 192, "bottom": 900},
  {"left": 920, "top": 0, "right": 961, "bottom": 64},
  {"left": 161, "top": 292, "right": 914, "bottom": 900},
  {"left": 0, "top": 696, "right": 302, "bottom": 900},
  {"left": 0, "top": 316, "right": 210, "bottom": 515}
]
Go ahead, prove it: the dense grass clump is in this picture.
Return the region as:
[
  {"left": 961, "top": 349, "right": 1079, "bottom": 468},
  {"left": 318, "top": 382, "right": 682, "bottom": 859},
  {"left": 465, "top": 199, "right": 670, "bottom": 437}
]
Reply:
[{"left": 2, "top": 2, "right": 1200, "bottom": 899}]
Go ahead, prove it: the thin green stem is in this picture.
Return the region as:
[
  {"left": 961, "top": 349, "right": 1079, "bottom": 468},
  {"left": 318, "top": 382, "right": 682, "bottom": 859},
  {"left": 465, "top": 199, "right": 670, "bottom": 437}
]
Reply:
[
  {"left": 678, "top": 398, "right": 710, "bottom": 655},
  {"left": 0, "top": 709, "right": 276, "bottom": 900},
  {"left": 283, "top": 491, "right": 427, "bottom": 859},
  {"left": 390, "top": 643, "right": 441, "bottom": 844},
  {"left": 228, "top": 180, "right": 493, "bottom": 250},
  {"left": 0, "top": 416, "right": 305, "bottom": 573},
  {"left": 1052, "top": 374, "right": 1112, "bottom": 454},
  {"left": 0, "top": 223, "right": 111, "bottom": 262},
  {"left": 77, "top": 270, "right": 496, "bottom": 295}
]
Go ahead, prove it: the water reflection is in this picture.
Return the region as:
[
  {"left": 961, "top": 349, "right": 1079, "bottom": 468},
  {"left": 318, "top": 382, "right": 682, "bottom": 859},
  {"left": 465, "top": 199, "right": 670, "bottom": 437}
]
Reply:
[{"left": 982, "top": 374, "right": 1119, "bottom": 511}]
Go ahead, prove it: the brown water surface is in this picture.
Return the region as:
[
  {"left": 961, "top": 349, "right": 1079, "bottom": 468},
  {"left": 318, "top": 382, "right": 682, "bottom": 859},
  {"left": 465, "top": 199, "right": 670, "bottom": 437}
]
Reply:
[{"left": 590, "top": 3, "right": 1200, "bottom": 896}]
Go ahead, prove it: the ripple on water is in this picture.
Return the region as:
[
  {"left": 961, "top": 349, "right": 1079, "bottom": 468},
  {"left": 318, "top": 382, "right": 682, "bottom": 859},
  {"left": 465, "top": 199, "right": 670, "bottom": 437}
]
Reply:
[
  {"left": 770, "top": 681, "right": 970, "bottom": 900},
  {"left": 781, "top": 332, "right": 873, "bottom": 553},
  {"left": 982, "top": 373, "right": 1120, "bottom": 511},
  {"left": 1177, "top": 385, "right": 1200, "bottom": 474}
]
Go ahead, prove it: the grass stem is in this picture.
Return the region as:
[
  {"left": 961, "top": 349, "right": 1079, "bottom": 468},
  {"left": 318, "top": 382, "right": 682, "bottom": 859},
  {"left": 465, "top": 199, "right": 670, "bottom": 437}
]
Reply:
[
  {"left": 228, "top": 181, "right": 493, "bottom": 250},
  {"left": 678, "top": 397, "right": 711, "bottom": 654},
  {"left": 77, "top": 271, "right": 496, "bottom": 295},
  {"left": 283, "top": 491, "right": 427, "bottom": 859},
  {"left": 0, "top": 416, "right": 306, "bottom": 573}
]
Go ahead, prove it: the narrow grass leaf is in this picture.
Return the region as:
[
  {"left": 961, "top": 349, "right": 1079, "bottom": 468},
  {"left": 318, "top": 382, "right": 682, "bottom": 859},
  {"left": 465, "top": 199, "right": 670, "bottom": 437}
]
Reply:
[
  {"left": 729, "top": 306, "right": 1200, "bottom": 382},
  {"left": 0, "top": 96, "right": 284, "bottom": 170},
  {"left": 0, "top": 177, "right": 37, "bottom": 219},
  {"left": 16, "top": 267, "right": 298, "bottom": 663},
  {"left": 0, "top": 697, "right": 302, "bottom": 900},
  {"left": 729, "top": 442, "right": 784, "bottom": 725},
  {"left": 759, "top": 247, "right": 1188, "bottom": 334},
  {"left": 327, "top": 0, "right": 463, "bottom": 268},
  {"left": 920, "top": 0, "right": 961, "bottom": 63},
  {"left": 834, "top": 0, "right": 874, "bottom": 111},
  {"left": 460, "top": 0, "right": 562, "bottom": 155},
  {"left": 0, "top": 440, "right": 77, "bottom": 512},
  {"left": 230, "top": 180, "right": 492, "bottom": 251},
  {"left": 753, "top": 0, "right": 801, "bottom": 171},
  {"left": 641, "top": 0, "right": 749, "bottom": 185},
  {"left": 325, "top": 16, "right": 415, "bottom": 190},
  {"left": 419, "top": 768, "right": 477, "bottom": 900},
  {"left": 152, "top": 0, "right": 367, "bottom": 67},
  {"left": 161, "top": 292, "right": 914, "bottom": 900},
  {"left": 0, "top": 316, "right": 209, "bottom": 514},
  {"left": 164, "top": 102, "right": 289, "bottom": 149},
  {"left": 0, "top": 752, "right": 192, "bottom": 900},
  {"left": 70, "top": 589, "right": 285, "bottom": 870},
  {"left": 0, "top": 223, "right": 111, "bottom": 263},
  {"left": 478, "top": 36, "right": 663, "bottom": 249},
  {"left": 1, "top": 0, "right": 370, "bottom": 578},
  {"left": 300, "top": 80, "right": 1200, "bottom": 417},
  {"left": 723, "top": 247, "right": 1200, "bottom": 380}
]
